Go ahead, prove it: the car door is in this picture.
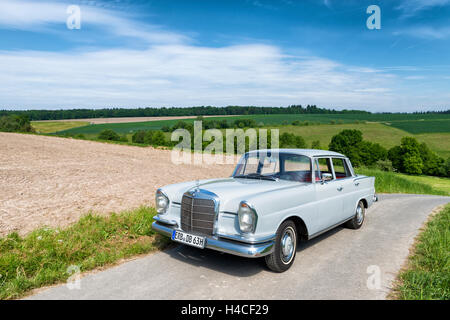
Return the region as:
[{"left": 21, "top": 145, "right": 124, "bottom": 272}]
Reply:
[
  {"left": 312, "top": 157, "right": 344, "bottom": 234},
  {"left": 331, "top": 157, "right": 356, "bottom": 220}
]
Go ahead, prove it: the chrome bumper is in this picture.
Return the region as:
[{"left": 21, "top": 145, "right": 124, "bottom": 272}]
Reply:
[{"left": 152, "top": 221, "right": 274, "bottom": 258}]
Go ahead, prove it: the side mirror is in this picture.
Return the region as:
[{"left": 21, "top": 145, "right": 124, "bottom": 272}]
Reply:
[{"left": 321, "top": 173, "right": 333, "bottom": 183}]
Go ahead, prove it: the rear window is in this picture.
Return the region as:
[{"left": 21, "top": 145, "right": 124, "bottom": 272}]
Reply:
[{"left": 332, "top": 158, "right": 352, "bottom": 178}]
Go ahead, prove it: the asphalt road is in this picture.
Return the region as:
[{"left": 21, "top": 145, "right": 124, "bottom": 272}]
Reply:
[{"left": 28, "top": 194, "right": 449, "bottom": 300}]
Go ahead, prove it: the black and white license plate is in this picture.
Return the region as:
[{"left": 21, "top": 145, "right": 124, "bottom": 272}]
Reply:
[{"left": 171, "top": 230, "right": 206, "bottom": 249}]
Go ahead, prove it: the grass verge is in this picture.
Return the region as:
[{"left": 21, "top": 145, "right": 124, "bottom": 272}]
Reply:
[
  {"left": 356, "top": 168, "right": 449, "bottom": 196},
  {"left": 392, "top": 203, "right": 450, "bottom": 300},
  {"left": 0, "top": 207, "right": 169, "bottom": 300}
]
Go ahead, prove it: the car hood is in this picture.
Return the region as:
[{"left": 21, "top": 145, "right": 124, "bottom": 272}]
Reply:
[{"left": 162, "top": 177, "right": 306, "bottom": 212}]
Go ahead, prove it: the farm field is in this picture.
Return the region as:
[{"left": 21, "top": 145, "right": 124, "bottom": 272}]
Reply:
[
  {"left": 277, "top": 123, "right": 450, "bottom": 159},
  {"left": 55, "top": 113, "right": 450, "bottom": 135},
  {"left": 385, "top": 119, "right": 450, "bottom": 134},
  {"left": 50, "top": 114, "right": 450, "bottom": 159},
  {"left": 31, "top": 121, "right": 89, "bottom": 133},
  {"left": 0, "top": 132, "right": 235, "bottom": 237}
]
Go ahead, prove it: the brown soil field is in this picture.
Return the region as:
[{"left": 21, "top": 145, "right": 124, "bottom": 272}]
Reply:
[
  {"left": 0, "top": 133, "right": 235, "bottom": 236},
  {"left": 35, "top": 115, "right": 236, "bottom": 124}
]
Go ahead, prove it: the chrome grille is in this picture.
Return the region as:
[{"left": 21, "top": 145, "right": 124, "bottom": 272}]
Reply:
[{"left": 180, "top": 193, "right": 216, "bottom": 235}]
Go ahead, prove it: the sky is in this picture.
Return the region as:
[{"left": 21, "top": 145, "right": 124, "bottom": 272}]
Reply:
[{"left": 0, "top": 0, "right": 449, "bottom": 112}]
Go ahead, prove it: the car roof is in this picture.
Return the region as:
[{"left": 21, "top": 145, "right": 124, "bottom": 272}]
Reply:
[{"left": 245, "top": 149, "right": 346, "bottom": 158}]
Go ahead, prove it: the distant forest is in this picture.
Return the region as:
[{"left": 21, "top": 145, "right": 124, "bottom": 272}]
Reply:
[{"left": 0, "top": 105, "right": 448, "bottom": 121}]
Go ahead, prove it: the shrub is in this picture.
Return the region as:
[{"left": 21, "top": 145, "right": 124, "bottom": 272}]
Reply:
[
  {"left": 375, "top": 159, "right": 394, "bottom": 172},
  {"left": 98, "top": 129, "right": 120, "bottom": 141},
  {"left": 74, "top": 134, "right": 86, "bottom": 139},
  {"left": 151, "top": 131, "right": 166, "bottom": 146},
  {"left": 280, "top": 132, "right": 306, "bottom": 148},
  {"left": 329, "top": 129, "right": 363, "bottom": 166},
  {"left": 233, "top": 118, "right": 257, "bottom": 128},
  {"left": 388, "top": 137, "right": 446, "bottom": 176},
  {"left": 132, "top": 130, "right": 146, "bottom": 144},
  {"left": 0, "top": 115, "right": 34, "bottom": 133},
  {"left": 329, "top": 129, "right": 387, "bottom": 168},
  {"left": 311, "top": 140, "right": 321, "bottom": 149}
]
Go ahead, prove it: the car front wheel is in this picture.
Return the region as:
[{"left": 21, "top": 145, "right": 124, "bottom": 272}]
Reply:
[{"left": 265, "top": 220, "right": 297, "bottom": 273}]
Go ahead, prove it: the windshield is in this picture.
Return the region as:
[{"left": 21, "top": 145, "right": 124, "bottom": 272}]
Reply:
[{"left": 233, "top": 152, "right": 313, "bottom": 182}]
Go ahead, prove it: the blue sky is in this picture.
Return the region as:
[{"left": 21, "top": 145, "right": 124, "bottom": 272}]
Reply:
[{"left": 0, "top": 0, "right": 449, "bottom": 111}]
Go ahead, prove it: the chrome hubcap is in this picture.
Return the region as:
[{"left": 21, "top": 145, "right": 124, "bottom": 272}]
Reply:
[
  {"left": 281, "top": 227, "right": 296, "bottom": 264},
  {"left": 356, "top": 205, "right": 364, "bottom": 224}
]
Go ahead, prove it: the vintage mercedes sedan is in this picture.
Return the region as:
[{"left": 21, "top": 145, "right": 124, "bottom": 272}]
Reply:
[{"left": 152, "top": 149, "right": 377, "bottom": 272}]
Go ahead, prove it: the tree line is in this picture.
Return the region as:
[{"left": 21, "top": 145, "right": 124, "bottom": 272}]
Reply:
[{"left": 0, "top": 105, "right": 371, "bottom": 121}]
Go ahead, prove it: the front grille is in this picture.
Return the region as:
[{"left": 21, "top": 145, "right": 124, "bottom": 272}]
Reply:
[{"left": 180, "top": 193, "right": 216, "bottom": 235}]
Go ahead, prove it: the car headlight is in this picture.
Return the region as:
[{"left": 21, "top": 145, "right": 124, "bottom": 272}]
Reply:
[
  {"left": 238, "top": 201, "right": 257, "bottom": 233},
  {"left": 156, "top": 189, "right": 169, "bottom": 214}
]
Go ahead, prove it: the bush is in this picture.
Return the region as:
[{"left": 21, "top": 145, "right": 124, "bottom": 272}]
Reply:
[
  {"left": 132, "top": 130, "right": 146, "bottom": 144},
  {"left": 311, "top": 140, "right": 321, "bottom": 149},
  {"left": 329, "top": 129, "right": 364, "bottom": 166},
  {"left": 388, "top": 137, "right": 446, "bottom": 176},
  {"left": 375, "top": 159, "right": 394, "bottom": 172},
  {"left": 233, "top": 118, "right": 257, "bottom": 128},
  {"left": 280, "top": 132, "right": 306, "bottom": 148},
  {"left": 98, "top": 129, "right": 120, "bottom": 141},
  {"left": 151, "top": 131, "right": 166, "bottom": 146},
  {"left": 329, "top": 129, "right": 387, "bottom": 168},
  {"left": 0, "top": 115, "right": 34, "bottom": 133},
  {"left": 74, "top": 134, "right": 86, "bottom": 139},
  {"left": 132, "top": 130, "right": 166, "bottom": 146}
]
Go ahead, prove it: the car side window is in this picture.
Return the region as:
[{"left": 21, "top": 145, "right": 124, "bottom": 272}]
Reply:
[
  {"left": 316, "top": 158, "right": 333, "bottom": 180},
  {"left": 332, "top": 158, "right": 352, "bottom": 179}
]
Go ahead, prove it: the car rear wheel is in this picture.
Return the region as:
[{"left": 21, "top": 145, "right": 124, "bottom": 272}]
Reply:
[
  {"left": 345, "top": 200, "right": 365, "bottom": 229},
  {"left": 265, "top": 220, "right": 297, "bottom": 273}
]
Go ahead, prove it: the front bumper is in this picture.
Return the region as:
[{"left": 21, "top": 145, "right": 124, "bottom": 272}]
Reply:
[{"left": 152, "top": 221, "right": 274, "bottom": 258}]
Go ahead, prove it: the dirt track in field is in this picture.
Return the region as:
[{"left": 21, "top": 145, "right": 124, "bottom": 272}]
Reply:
[{"left": 0, "top": 133, "right": 235, "bottom": 236}]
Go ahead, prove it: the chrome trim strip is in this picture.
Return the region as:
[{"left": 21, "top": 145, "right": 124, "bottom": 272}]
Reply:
[
  {"left": 153, "top": 215, "right": 178, "bottom": 226},
  {"left": 217, "top": 233, "right": 276, "bottom": 244},
  {"left": 220, "top": 211, "right": 238, "bottom": 216},
  {"left": 152, "top": 221, "right": 274, "bottom": 258}
]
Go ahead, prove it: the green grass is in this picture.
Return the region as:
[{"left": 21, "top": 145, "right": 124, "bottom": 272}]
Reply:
[
  {"left": 386, "top": 119, "right": 450, "bottom": 134},
  {"left": 356, "top": 168, "right": 449, "bottom": 196},
  {"left": 57, "top": 117, "right": 450, "bottom": 159},
  {"left": 393, "top": 203, "right": 450, "bottom": 300},
  {"left": 278, "top": 123, "right": 450, "bottom": 159},
  {"left": 395, "top": 174, "right": 450, "bottom": 196},
  {"left": 0, "top": 207, "right": 169, "bottom": 300},
  {"left": 32, "top": 121, "right": 89, "bottom": 134}
]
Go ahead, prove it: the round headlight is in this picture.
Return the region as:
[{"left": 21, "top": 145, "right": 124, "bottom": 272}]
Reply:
[
  {"left": 156, "top": 189, "right": 169, "bottom": 214},
  {"left": 238, "top": 201, "right": 257, "bottom": 233}
]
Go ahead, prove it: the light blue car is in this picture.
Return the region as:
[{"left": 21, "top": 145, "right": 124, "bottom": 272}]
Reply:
[{"left": 152, "top": 149, "right": 377, "bottom": 272}]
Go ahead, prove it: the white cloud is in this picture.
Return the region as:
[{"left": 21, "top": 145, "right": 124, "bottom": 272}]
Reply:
[
  {"left": 0, "top": 0, "right": 187, "bottom": 44},
  {"left": 396, "top": 0, "right": 450, "bottom": 17},
  {"left": 0, "top": 43, "right": 435, "bottom": 111}
]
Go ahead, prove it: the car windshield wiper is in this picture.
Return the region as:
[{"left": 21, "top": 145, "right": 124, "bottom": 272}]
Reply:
[{"left": 234, "top": 173, "right": 277, "bottom": 181}]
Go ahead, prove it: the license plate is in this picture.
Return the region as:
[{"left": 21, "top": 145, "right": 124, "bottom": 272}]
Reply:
[{"left": 171, "top": 230, "right": 206, "bottom": 249}]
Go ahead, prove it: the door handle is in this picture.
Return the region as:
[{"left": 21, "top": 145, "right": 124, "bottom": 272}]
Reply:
[
  {"left": 354, "top": 182, "right": 360, "bottom": 186},
  {"left": 337, "top": 186, "right": 343, "bottom": 191}
]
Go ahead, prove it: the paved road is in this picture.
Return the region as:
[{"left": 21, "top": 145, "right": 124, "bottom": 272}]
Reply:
[{"left": 28, "top": 194, "right": 449, "bottom": 300}]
